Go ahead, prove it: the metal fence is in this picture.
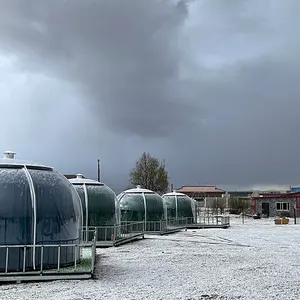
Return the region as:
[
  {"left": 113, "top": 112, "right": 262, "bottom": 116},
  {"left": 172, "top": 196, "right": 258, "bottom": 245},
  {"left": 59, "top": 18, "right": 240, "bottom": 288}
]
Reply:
[
  {"left": 82, "top": 221, "right": 145, "bottom": 245},
  {"left": 196, "top": 215, "right": 230, "bottom": 226},
  {"left": 82, "top": 214, "right": 230, "bottom": 245},
  {"left": 144, "top": 218, "right": 188, "bottom": 234},
  {"left": 0, "top": 236, "right": 97, "bottom": 281}
]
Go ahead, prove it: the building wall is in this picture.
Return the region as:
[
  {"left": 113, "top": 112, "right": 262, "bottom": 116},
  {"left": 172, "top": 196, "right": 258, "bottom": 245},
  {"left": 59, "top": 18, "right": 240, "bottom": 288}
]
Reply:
[
  {"left": 182, "top": 192, "right": 224, "bottom": 207},
  {"left": 256, "top": 197, "right": 296, "bottom": 217}
]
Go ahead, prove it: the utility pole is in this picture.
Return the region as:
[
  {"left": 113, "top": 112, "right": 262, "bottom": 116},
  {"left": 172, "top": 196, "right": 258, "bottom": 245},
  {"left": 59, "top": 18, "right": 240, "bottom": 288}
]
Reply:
[{"left": 97, "top": 159, "right": 101, "bottom": 182}]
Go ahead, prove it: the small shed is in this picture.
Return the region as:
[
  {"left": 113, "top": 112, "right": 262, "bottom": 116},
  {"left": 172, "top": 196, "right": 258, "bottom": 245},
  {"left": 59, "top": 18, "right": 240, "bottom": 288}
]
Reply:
[{"left": 251, "top": 192, "right": 300, "bottom": 218}]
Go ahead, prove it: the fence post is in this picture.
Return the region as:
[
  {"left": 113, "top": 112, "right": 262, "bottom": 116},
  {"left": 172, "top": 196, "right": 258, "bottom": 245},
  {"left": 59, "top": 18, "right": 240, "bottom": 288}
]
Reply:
[
  {"left": 23, "top": 246, "right": 26, "bottom": 272},
  {"left": 113, "top": 225, "right": 117, "bottom": 242},
  {"left": 294, "top": 206, "right": 297, "bottom": 225}
]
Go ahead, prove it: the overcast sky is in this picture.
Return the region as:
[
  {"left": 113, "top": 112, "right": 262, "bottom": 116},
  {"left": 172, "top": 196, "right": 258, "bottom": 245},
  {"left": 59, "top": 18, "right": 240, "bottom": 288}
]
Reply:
[{"left": 0, "top": 0, "right": 299, "bottom": 192}]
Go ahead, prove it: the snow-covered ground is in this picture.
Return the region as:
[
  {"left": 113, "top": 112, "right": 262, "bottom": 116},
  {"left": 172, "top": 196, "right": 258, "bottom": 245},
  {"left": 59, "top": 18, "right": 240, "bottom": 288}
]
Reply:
[{"left": 2, "top": 217, "right": 300, "bottom": 299}]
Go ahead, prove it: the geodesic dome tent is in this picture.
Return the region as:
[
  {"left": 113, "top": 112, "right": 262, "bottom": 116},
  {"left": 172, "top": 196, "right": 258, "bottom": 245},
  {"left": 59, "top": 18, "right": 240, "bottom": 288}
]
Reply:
[
  {"left": 162, "top": 191, "right": 196, "bottom": 224},
  {"left": 118, "top": 186, "right": 166, "bottom": 230},
  {"left": 69, "top": 174, "right": 120, "bottom": 241},
  {"left": 0, "top": 151, "right": 82, "bottom": 272}
]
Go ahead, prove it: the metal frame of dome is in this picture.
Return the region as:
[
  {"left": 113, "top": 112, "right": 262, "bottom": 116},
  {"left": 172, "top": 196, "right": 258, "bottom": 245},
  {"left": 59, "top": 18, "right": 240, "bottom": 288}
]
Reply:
[
  {"left": 0, "top": 151, "right": 82, "bottom": 271},
  {"left": 118, "top": 185, "right": 166, "bottom": 222},
  {"left": 162, "top": 190, "right": 196, "bottom": 221},
  {"left": 69, "top": 174, "right": 120, "bottom": 229}
]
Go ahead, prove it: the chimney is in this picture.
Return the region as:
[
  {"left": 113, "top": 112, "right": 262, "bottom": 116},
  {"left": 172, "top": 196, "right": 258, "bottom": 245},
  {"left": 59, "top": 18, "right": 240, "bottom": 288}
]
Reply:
[{"left": 3, "top": 151, "right": 16, "bottom": 159}]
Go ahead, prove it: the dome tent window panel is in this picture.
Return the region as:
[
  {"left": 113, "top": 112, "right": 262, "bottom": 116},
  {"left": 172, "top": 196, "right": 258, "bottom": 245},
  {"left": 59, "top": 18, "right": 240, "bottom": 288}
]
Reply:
[
  {"left": 144, "top": 193, "right": 165, "bottom": 222},
  {"left": 119, "top": 193, "right": 145, "bottom": 222},
  {"left": 177, "top": 196, "right": 194, "bottom": 218},
  {"left": 73, "top": 185, "right": 86, "bottom": 228},
  {"left": 71, "top": 181, "right": 119, "bottom": 227},
  {"left": 69, "top": 175, "right": 120, "bottom": 242},
  {"left": 0, "top": 168, "right": 32, "bottom": 245},
  {"left": 162, "top": 192, "right": 196, "bottom": 224},
  {"left": 28, "top": 169, "right": 81, "bottom": 245},
  {"left": 73, "top": 185, "right": 87, "bottom": 227},
  {"left": 163, "top": 195, "right": 177, "bottom": 219},
  {"left": 87, "top": 185, "right": 116, "bottom": 226}
]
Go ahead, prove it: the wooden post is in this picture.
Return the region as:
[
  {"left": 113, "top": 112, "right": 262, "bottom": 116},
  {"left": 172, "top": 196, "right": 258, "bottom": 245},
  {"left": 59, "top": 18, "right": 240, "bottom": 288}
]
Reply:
[{"left": 294, "top": 206, "right": 297, "bottom": 225}]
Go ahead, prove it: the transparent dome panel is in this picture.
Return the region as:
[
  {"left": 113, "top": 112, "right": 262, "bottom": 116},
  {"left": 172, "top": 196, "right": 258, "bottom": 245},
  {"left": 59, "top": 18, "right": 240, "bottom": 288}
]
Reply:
[
  {"left": 86, "top": 185, "right": 117, "bottom": 226},
  {"left": 73, "top": 185, "right": 86, "bottom": 225},
  {"left": 70, "top": 185, "right": 83, "bottom": 240},
  {"left": 177, "top": 196, "right": 195, "bottom": 219},
  {"left": 145, "top": 193, "right": 165, "bottom": 221},
  {"left": 163, "top": 195, "right": 177, "bottom": 218},
  {"left": 0, "top": 168, "right": 32, "bottom": 245},
  {"left": 119, "top": 194, "right": 145, "bottom": 222},
  {"left": 29, "top": 169, "right": 81, "bottom": 245}
]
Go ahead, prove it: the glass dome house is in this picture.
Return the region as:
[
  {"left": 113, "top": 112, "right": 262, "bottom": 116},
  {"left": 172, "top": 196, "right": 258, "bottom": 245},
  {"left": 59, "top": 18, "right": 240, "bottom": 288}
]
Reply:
[
  {"left": 0, "top": 151, "right": 82, "bottom": 272},
  {"left": 162, "top": 191, "right": 196, "bottom": 224},
  {"left": 69, "top": 174, "right": 120, "bottom": 241},
  {"left": 118, "top": 186, "right": 166, "bottom": 230}
]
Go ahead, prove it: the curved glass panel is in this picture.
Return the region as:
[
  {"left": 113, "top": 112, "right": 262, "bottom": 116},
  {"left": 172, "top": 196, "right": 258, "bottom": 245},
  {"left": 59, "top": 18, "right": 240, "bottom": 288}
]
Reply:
[
  {"left": 163, "top": 195, "right": 177, "bottom": 218},
  {"left": 86, "top": 185, "right": 116, "bottom": 226},
  {"left": 114, "top": 196, "right": 121, "bottom": 224},
  {"left": 73, "top": 185, "right": 86, "bottom": 226},
  {"left": 29, "top": 169, "right": 82, "bottom": 268},
  {"left": 163, "top": 195, "right": 196, "bottom": 223},
  {"left": 145, "top": 193, "right": 165, "bottom": 221},
  {"left": 0, "top": 168, "right": 33, "bottom": 271},
  {"left": 0, "top": 168, "right": 32, "bottom": 245},
  {"left": 177, "top": 196, "right": 194, "bottom": 218},
  {"left": 119, "top": 193, "right": 145, "bottom": 222}
]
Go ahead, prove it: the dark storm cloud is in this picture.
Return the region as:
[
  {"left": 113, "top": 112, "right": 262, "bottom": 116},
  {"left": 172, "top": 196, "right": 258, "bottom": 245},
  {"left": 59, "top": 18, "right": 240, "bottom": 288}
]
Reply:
[
  {"left": 1, "top": 0, "right": 300, "bottom": 189},
  {"left": 0, "top": 0, "right": 200, "bottom": 138}
]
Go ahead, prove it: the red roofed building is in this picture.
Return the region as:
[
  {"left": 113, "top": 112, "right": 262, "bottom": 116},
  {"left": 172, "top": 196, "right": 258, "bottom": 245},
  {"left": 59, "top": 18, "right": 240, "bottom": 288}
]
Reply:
[{"left": 176, "top": 185, "right": 225, "bottom": 205}]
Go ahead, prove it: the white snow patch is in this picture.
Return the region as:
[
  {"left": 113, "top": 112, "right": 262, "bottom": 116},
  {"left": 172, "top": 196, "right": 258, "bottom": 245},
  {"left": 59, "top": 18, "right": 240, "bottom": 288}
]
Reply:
[{"left": 1, "top": 217, "right": 300, "bottom": 299}]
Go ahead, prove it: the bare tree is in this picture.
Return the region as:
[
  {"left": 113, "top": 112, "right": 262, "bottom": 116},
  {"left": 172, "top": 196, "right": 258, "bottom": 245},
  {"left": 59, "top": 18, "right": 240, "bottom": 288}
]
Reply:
[
  {"left": 129, "top": 152, "right": 169, "bottom": 194},
  {"left": 228, "top": 197, "right": 251, "bottom": 215},
  {"left": 206, "top": 197, "right": 226, "bottom": 214}
]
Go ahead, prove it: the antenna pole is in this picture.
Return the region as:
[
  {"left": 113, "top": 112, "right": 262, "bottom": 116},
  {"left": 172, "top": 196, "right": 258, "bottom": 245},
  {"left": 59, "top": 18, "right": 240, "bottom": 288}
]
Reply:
[{"left": 97, "top": 159, "right": 100, "bottom": 182}]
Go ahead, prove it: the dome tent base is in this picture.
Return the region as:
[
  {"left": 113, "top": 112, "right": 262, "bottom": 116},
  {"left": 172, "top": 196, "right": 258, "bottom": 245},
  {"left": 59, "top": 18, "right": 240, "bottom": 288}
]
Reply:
[{"left": 0, "top": 239, "right": 97, "bottom": 283}]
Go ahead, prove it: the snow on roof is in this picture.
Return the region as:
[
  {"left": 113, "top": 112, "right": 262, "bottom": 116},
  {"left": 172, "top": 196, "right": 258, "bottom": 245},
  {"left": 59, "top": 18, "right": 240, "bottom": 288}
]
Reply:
[
  {"left": 163, "top": 190, "right": 186, "bottom": 196},
  {"left": 0, "top": 151, "right": 52, "bottom": 170},
  {"left": 69, "top": 174, "right": 104, "bottom": 185},
  {"left": 176, "top": 185, "right": 225, "bottom": 193},
  {"left": 122, "top": 185, "right": 155, "bottom": 194}
]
